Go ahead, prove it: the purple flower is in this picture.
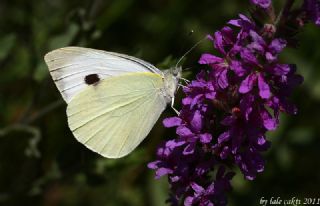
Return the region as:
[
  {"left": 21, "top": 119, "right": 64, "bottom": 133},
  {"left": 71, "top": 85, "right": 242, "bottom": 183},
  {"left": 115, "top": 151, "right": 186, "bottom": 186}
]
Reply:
[
  {"left": 250, "top": 0, "right": 271, "bottom": 9},
  {"left": 304, "top": 0, "right": 320, "bottom": 26},
  {"left": 247, "top": 31, "right": 287, "bottom": 63},
  {"left": 149, "top": 11, "right": 304, "bottom": 206}
]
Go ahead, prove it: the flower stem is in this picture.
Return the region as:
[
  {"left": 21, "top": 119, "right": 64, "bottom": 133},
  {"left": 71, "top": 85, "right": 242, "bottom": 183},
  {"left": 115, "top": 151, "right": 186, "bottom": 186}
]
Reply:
[
  {"left": 275, "top": 0, "right": 296, "bottom": 25},
  {"left": 283, "top": 0, "right": 296, "bottom": 18}
]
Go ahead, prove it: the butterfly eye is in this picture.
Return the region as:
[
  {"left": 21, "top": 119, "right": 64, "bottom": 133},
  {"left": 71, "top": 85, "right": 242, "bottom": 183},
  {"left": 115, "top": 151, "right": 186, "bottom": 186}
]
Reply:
[
  {"left": 85, "top": 74, "right": 100, "bottom": 85},
  {"left": 172, "top": 67, "right": 181, "bottom": 76}
]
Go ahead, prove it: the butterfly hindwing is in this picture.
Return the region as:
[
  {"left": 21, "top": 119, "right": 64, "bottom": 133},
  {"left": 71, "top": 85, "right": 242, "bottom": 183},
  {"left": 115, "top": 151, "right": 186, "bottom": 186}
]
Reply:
[{"left": 66, "top": 72, "right": 167, "bottom": 158}]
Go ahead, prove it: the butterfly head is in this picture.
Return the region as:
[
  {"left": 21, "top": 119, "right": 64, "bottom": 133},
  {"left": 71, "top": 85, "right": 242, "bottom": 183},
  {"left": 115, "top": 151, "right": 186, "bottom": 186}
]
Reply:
[
  {"left": 171, "top": 66, "right": 182, "bottom": 78},
  {"left": 162, "top": 67, "right": 182, "bottom": 103}
]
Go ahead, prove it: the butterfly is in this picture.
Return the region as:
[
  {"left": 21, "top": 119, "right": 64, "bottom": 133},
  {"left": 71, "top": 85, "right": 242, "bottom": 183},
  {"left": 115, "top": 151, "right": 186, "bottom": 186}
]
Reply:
[{"left": 44, "top": 47, "right": 181, "bottom": 158}]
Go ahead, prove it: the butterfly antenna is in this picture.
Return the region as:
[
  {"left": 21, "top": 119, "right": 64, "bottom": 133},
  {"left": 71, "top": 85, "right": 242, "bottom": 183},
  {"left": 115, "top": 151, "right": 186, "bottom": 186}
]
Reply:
[{"left": 175, "top": 36, "right": 207, "bottom": 68}]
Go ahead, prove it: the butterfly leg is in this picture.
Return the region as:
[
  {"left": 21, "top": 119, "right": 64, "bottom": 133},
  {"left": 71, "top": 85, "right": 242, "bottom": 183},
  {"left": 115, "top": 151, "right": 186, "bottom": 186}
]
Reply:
[
  {"left": 180, "top": 77, "right": 190, "bottom": 84},
  {"left": 171, "top": 97, "right": 180, "bottom": 115},
  {"left": 178, "top": 83, "right": 187, "bottom": 89}
]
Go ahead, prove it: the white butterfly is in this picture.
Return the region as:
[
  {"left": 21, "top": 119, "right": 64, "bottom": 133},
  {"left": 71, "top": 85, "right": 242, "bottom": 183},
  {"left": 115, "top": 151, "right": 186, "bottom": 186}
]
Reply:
[{"left": 44, "top": 47, "right": 181, "bottom": 158}]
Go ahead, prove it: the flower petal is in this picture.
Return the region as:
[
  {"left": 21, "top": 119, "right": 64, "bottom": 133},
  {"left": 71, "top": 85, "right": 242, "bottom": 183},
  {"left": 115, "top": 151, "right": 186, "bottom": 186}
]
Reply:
[
  {"left": 166, "top": 139, "right": 185, "bottom": 149},
  {"left": 271, "top": 64, "right": 290, "bottom": 76},
  {"left": 191, "top": 182, "right": 205, "bottom": 194},
  {"left": 163, "top": 117, "right": 182, "bottom": 128},
  {"left": 257, "top": 135, "right": 267, "bottom": 145},
  {"left": 217, "top": 68, "right": 229, "bottom": 89},
  {"left": 239, "top": 73, "right": 257, "bottom": 94},
  {"left": 258, "top": 74, "right": 271, "bottom": 99},
  {"left": 269, "top": 38, "right": 287, "bottom": 54},
  {"left": 199, "top": 53, "right": 223, "bottom": 64},
  {"left": 199, "top": 133, "right": 212, "bottom": 143},
  {"left": 183, "top": 142, "right": 196, "bottom": 155},
  {"left": 191, "top": 110, "right": 203, "bottom": 132},
  {"left": 184, "top": 197, "right": 194, "bottom": 206},
  {"left": 260, "top": 109, "right": 277, "bottom": 130},
  {"left": 156, "top": 168, "right": 173, "bottom": 178},
  {"left": 213, "top": 31, "right": 226, "bottom": 54},
  {"left": 240, "top": 48, "right": 259, "bottom": 65},
  {"left": 218, "top": 131, "right": 230, "bottom": 144},
  {"left": 182, "top": 97, "right": 192, "bottom": 105},
  {"left": 230, "top": 60, "right": 248, "bottom": 76},
  {"left": 147, "top": 161, "right": 161, "bottom": 169},
  {"left": 248, "top": 30, "right": 266, "bottom": 53},
  {"left": 176, "top": 126, "right": 193, "bottom": 137},
  {"left": 220, "top": 146, "right": 230, "bottom": 159}
]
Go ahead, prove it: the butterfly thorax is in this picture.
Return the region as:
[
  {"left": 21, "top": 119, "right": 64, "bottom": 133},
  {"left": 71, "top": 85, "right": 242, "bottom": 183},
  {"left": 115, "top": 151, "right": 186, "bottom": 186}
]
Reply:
[{"left": 162, "top": 67, "right": 181, "bottom": 103}]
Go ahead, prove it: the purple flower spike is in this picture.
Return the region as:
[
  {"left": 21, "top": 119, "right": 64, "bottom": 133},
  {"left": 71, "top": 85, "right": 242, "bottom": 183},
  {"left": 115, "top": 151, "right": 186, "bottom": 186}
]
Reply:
[{"left": 149, "top": 10, "right": 304, "bottom": 206}]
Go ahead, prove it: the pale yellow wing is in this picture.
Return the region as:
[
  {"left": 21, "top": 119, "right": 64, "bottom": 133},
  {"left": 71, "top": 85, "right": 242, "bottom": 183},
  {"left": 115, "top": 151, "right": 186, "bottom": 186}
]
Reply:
[{"left": 66, "top": 72, "right": 167, "bottom": 158}]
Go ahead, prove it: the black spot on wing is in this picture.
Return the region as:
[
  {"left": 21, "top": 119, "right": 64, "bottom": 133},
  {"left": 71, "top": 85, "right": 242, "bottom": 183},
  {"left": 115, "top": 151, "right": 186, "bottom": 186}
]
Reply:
[{"left": 85, "top": 74, "right": 100, "bottom": 85}]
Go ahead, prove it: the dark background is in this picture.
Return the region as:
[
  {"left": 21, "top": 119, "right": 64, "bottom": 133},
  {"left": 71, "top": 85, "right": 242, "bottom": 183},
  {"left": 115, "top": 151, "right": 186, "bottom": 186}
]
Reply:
[{"left": 0, "top": 0, "right": 319, "bottom": 205}]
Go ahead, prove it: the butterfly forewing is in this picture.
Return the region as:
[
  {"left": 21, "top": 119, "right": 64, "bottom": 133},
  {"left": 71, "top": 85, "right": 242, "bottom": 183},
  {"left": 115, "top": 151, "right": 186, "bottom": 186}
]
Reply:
[{"left": 44, "top": 47, "right": 162, "bottom": 103}]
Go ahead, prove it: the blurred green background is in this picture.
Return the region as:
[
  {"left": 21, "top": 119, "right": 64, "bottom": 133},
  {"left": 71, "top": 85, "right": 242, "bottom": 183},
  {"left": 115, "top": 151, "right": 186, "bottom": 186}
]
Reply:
[{"left": 0, "top": 0, "right": 319, "bottom": 205}]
